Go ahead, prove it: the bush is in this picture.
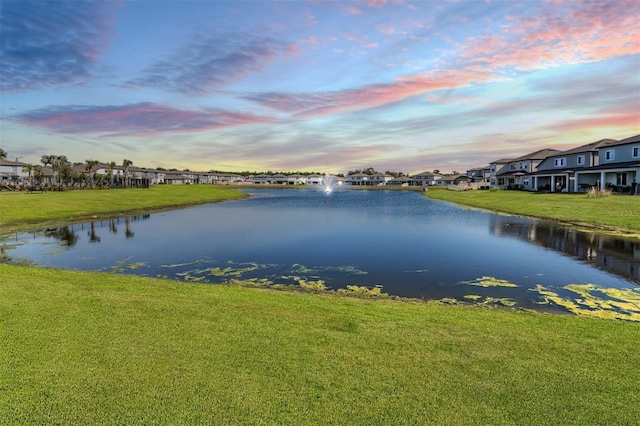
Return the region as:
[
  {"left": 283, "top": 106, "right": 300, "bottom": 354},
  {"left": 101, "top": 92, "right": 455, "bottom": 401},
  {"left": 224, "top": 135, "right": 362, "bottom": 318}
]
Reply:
[{"left": 586, "top": 187, "right": 612, "bottom": 198}]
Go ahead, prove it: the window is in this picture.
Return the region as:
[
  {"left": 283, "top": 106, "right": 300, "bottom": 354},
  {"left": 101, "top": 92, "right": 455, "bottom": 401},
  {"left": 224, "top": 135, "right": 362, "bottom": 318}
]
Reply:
[
  {"left": 605, "top": 150, "right": 615, "bottom": 161},
  {"left": 523, "top": 177, "right": 530, "bottom": 186},
  {"left": 510, "top": 164, "right": 517, "bottom": 170},
  {"left": 577, "top": 155, "right": 585, "bottom": 166},
  {"left": 633, "top": 146, "right": 639, "bottom": 158},
  {"left": 617, "top": 173, "right": 627, "bottom": 186},
  {"left": 554, "top": 158, "right": 566, "bottom": 167}
]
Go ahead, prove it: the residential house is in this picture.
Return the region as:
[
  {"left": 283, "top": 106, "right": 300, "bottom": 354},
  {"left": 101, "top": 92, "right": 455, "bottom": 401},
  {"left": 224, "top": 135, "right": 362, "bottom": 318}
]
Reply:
[
  {"left": 575, "top": 134, "right": 640, "bottom": 193},
  {"left": 410, "top": 171, "right": 443, "bottom": 186},
  {"left": 495, "top": 149, "right": 560, "bottom": 190},
  {"left": 488, "top": 159, "right": 512, "bottom": 188},
  {"left": 531, "top": 139, "right": 616, "bottom": 192},
  {"left": 0, "top": 159, "right": 29, "bottom": 184},
  {"left": 252, "top": 174, "right": 272, "bottom": 184},
  {"left": 387, "top": 176, "right": 413, "bottom": 187},
  {"left": 345, "top": 172, "right": 392, "bottom": 186},
  {"left": 441, "top": 174, "right": 472, "bottom": 186},
  {"left": 306, "top": 174, "right": 322, "bottom": 185},
  {"left": 284, "top": 174, "right": 306, "bottom": 185},
  {"left": 164, "top": 171, "right": 195, "bottom": 184},
  {"left": 466, "top": 166, "right": 491, "bottom": 187}
]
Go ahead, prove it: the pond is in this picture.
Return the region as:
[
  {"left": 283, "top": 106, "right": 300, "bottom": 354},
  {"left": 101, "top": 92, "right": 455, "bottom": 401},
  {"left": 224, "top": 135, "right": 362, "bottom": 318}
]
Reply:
[{"left": 3, "top": 188, "right": 639, "bottom": 319}]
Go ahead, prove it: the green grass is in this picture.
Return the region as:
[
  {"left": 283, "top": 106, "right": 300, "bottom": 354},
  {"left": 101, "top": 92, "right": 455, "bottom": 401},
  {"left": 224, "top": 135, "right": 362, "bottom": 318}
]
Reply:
[
  {"left": 0, "top": 185, "right": 247, "bottom": 232},
  {"left": 1, "top": 264, "right": 639, "bottom": 424},
  {"left": 425, "top": 188, "right": 640, "bottom": 235}
]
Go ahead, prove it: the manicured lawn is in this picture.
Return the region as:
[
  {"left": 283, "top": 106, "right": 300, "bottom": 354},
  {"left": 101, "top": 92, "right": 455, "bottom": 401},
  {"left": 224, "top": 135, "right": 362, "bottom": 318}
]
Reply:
[
  {"left": 0, "top": 185, "right": 246, "bottom": 231},
  {"left": 1, "top": 264, "right": 639, "bottom": 424},
  {"left": 425, "top": 188, "right": 640, "bottom": 235}
]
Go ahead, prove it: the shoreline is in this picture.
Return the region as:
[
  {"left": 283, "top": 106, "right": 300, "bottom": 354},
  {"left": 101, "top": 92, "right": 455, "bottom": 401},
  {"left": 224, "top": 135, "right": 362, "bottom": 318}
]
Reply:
[{"left": 423, "top": 188, "right": 640, "bottom": 239}]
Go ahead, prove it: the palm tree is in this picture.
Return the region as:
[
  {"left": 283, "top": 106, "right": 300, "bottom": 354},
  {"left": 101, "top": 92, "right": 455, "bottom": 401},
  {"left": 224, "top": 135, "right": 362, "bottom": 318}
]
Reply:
[
  {"left": 106, "top": 161, "right": 116, "bottom": 187},
  {"left": 33, "top": 165, "right": 43, "bottom": 188},
  {"left": 22, "top": 164, "right": 35, "bottom": 187},
  {"left": 122, "top": 159, "right": 133, "bottom": 188},
  {"left": 85, "top": 160, "right": 99, "bottom": 188},
  {"left": 0, "top": 148, "right": 7, "bottom": 161},
  {"left": 50, "top": 156, "right": 70, "bottom": 188}
]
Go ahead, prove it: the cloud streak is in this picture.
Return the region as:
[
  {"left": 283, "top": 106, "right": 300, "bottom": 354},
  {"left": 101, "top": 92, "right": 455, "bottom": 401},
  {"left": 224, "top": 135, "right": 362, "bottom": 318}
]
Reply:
[
  {"left": 13, "top": 103, "right": 274, "bottom": 137},
  {"left": 0, "top": 0, "right": 115, "bottom": 92},
  {"left": 243, "top": 69, "right": 494, "bottom": 118},
  {"left": 126, "top": 33, "right": 296, "bottom": 95}
]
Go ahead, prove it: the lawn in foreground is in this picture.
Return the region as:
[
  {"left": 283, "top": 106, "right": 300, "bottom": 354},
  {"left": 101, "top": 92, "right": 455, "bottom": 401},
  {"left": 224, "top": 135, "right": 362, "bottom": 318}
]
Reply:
[
  {"left": 0, "top": 185, "right": 246, "bottom": 231},
  {"left": 425, "top": 188, "right": 640, "bottom": 234},
  {"left": 1, "top": 264, "right": 639, "bottom": 424}
]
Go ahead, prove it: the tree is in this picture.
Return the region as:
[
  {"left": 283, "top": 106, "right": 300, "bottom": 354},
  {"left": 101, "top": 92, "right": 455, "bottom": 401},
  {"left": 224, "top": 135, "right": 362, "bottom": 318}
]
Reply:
[
  {"left": 85, "top": 160, "right": 99, "bottom": 188},
  {"left": 0, "top": 148, "right": 7, "bottom": 161},
  {"left": 33, "top": 165, "right": 43, "bottom": 187},
  {"left": 122, "top": 159, "right": 133, "bottom": 188},
  {"left": 51, "top": 156, "right": 71, "bottom": 188},
  {"left": 22, "top": 164, "right": 35, "bottom": 187},
  {"left": 106, "top": 162, "right": 116, "bottom": 187},
  {"left": 433, "top": 169, "right": 440, "bottom": 175}
]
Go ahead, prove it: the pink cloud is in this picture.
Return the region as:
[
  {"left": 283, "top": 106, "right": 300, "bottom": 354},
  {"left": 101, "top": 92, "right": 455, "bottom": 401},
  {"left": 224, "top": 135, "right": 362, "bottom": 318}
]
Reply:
[
  {"left": 367, "top": 0, "right": 388, "bottom": 7},
  {"left": 459, "top": 0, "right": 640, "bottom": 71},
  {"left": 14, "top": 103, "right": 274, "bottom": 137},
  {"left": 244, "top": 69, "right": 494, "bottom": 118},
  {"left": 543, "top": 108, "right": 640, "bottom": 133},
  {"left": 347, "top": 6, "right": 364, "bottom": 15},
  {"left": 376, "top": 24, "right": 397, "bottom": 35}
]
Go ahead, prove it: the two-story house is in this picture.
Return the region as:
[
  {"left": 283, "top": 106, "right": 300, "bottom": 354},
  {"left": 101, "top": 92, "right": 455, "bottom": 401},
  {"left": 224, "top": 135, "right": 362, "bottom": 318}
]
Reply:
[
  {"left": 575, "top": 134, "right": 640, "bottom": 193},
  {"left": 466, "top": 166, "right": 490, "bottom": 187},
  {"left": 531, "top": 139, "right": 616, "bottom": 192},
  {"left": 495, "top": 149, "right": 560, "bottom": 190},
  {"left": 489, "top": 158, "right": 512, "bottom": 188},
  {"left": 410, "top": 171, "right": 443, "bottom": 186}
]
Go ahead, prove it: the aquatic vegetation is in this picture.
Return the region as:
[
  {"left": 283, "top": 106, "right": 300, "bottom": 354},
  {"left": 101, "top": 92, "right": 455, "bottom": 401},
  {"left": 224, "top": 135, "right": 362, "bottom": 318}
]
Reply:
[
  {"left": 461, "top": 276, "right": 519, "bottom": 288},
  {"left": 532, "top": 284, "right": 640, "bottom": 322},
  {"left": 481, "top": 297, "right": 517, "bottom": 307},
  {"left": 126, "top": 262, "right": 149, "bottom": 270},
  {"left": 464, "top": 295, "right": 482, "bottom": 301},
  {"left": 337, "top": 285, "right": 389, "bottom": 298},
  {"left": 298, "top": 280, "right": 328, "bottom": 292},
  {"left": 291, "top": 263, "right": 368, "bottom": 275},
  {"left": 160, "top": 260, "right": 210, "bottom": 268}
]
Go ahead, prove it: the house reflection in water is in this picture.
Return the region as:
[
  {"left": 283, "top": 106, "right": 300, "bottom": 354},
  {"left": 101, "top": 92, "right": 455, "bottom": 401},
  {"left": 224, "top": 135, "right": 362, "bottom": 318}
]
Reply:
[
  {"left": 489, "top": 216, "right": 640, "bottom": 283},
  {"left": 42, "top": 214, "right": 150, "bottom": 247}
]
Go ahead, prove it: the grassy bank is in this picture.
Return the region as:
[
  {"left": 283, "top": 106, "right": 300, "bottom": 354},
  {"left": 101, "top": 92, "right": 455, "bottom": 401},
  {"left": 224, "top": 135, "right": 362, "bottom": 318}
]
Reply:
[
  {"left": 0, "top": 185, "right": 246, "bottom": 232},
  {"left": 425, "top": 188, "right": 640, "bottom": 235},
  {"left": 1, "top": 264, "right": 639, "bottom": 424}
]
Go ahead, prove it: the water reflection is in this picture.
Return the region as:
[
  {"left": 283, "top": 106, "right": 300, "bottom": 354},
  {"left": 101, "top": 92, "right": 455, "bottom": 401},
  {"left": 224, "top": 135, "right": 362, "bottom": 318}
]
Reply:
[
  {"left": 40, "top": 215, "right": 149, "bottom": 247},
  {"left": 45, "top": 226, "right": 79, "bottom": 247},
  {"left": 490, "top": 216, "right": 640, "bottom": 283}
]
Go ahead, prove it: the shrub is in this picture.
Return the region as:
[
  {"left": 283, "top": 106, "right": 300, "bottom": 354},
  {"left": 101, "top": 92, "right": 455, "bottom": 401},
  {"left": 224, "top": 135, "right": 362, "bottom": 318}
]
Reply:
[{"left": 586, "top": 187, "right": 612, "bottom": 198}]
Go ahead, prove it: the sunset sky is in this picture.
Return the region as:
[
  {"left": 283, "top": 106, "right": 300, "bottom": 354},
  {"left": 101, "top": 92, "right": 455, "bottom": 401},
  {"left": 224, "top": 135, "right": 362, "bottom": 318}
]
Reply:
[{"left": 1, "top": 0, "right": 639, "bottom": 174}]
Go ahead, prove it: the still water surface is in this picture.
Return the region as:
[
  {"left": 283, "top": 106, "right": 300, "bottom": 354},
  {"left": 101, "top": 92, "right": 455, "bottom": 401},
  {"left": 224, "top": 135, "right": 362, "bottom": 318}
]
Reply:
[{"left": 3, "top": 189, "right": 639, "bottom": 316}]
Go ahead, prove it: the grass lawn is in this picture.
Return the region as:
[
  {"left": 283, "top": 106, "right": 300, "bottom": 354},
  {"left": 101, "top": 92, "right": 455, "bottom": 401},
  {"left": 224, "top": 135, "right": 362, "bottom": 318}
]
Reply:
[
  {"left": 425, "top": 188, "right": 640, "bottom": 235},
  {"left": 0, "top": 185, "right": 246, "bottom": 232},
  {"left": 1, "top": 264, "right": 639, "bottom": 425}
]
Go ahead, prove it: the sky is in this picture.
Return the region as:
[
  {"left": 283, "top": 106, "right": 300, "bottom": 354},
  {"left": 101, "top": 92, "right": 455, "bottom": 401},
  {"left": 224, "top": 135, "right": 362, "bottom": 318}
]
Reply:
[{"left": 1, "top": 0, "right": 639, "bottom": 174}]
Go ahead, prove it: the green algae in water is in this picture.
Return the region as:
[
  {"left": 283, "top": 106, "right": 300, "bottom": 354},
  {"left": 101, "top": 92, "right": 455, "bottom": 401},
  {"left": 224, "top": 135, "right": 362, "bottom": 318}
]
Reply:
[
  {"left": 464, "top": 295, "right": 482, "bottom": 301},
  {"left": 531, "top": 284, "right": 640, "bottom": 322},
  {"left": 461, "top": 276, "right": 519, "bottom": 288},
  {"left": 126, "top": 262, "right": 149, "bottom": 270}
]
